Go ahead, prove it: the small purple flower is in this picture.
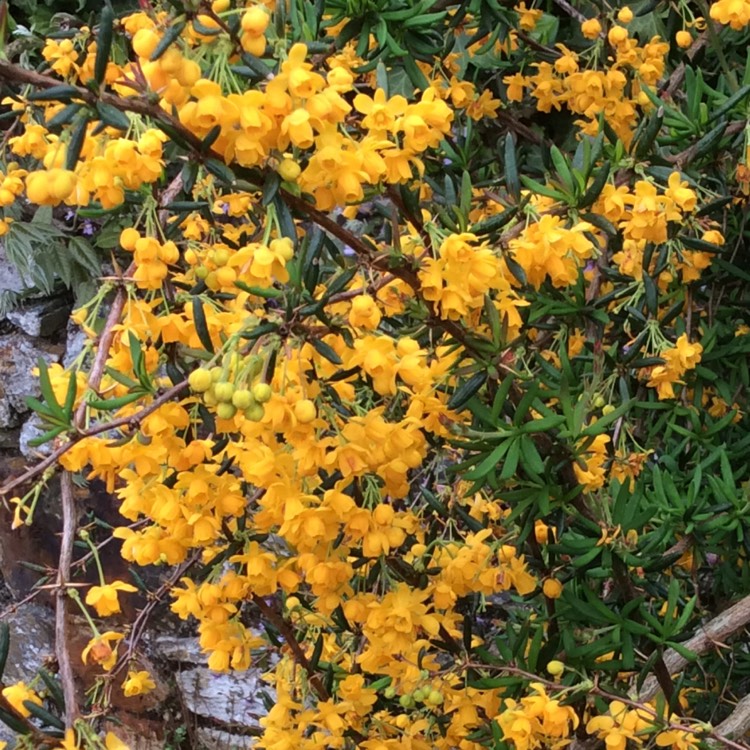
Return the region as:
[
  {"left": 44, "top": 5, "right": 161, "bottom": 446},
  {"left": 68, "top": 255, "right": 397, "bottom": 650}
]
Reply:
[
  {"left": 220, "top": 202, "right": 230, "bottom": 215},
  {"left": 82, "top": 220, "right": 95, "bottom": 236},
  {"left": 342, "top": 245, "right": 356, "bottom": 257},
  {"left": 64, "top": 209, "right": 75, "bottom": 221},
  {"left": 443, "top": 158, "right": 453, "bottom": 166}
]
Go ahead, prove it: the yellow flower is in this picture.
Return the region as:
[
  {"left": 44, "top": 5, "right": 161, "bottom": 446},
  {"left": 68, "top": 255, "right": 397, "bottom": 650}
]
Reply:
[
  {"left": 122, "top": 670, "right": 156, "bottom": 697},
  {"left": 85, "top": 580, "right": 138, "bottom": 617},
  {"left": 581, "top": 17, "right": 602, "bottom": 38},
  {"left": 1, "top": 681, "right": 42, "bottom": 717},
  {"left": 105, "top": 732, "right": 131, "bottom": 750},
  {"left": 53, "top": 729, "right": 79, "bottom": 750},
  {"left": 82, "top": 631, "right": 125, "bottom": 671}
]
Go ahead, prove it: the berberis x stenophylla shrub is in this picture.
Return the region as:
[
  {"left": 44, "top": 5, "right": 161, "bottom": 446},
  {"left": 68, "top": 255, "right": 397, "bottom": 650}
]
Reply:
[{"left": 0, "top": 0, "right": 749, "bottom": 748}]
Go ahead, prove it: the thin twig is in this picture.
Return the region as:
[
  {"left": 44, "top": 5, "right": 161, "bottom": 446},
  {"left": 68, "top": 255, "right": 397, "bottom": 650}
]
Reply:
[
  {"left": 252, "top": 595, "right": 330, "bottom": 701},
  {"left": 0, "top": 381, "right": 188, "bottom": 498},
  {"left": 56, "top": 471, "right": 79, "bottom": 727}
]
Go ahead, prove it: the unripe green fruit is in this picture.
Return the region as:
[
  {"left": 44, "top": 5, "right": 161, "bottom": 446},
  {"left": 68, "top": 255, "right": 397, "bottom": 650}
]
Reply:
[
  {"left": 216, "top": 402, "right": 237, "bottom": 420},
  {"left": 214, "top": 382, "right": 236, "bottom": 403},
  {"left": 399, "top": 694, "right": 414, "bottom": 709},
  {"left": 188, "top": 368, "right": 213, "bottom": 393},
  {"left": 210, "top": 366, "right": 223, "bottom": 382},
  {"left": 384, "top": 686, "right": 396, "bottom": 699},
  {"left": 194, "top": 266, "right": 208, "bottom": 279},
  {"left": 243, "top": 403, "right": 265, "bottom": 422},
  {"left": 252, "top": 382, "right": 273, "bottom": 403},
  {"left": 412, "top": 688, "right": 427, "bottom": 703},
  {"left": 202, "top": 391, "right": 218, "bottom": 406},
  {"left": 246, "top": 355, "right": 264, "bottom": 377},
  {"left": 426, "top": 690, "right": 444, "bottom": 706},
  {"left": 232, "top": 389, "right": 255, "bottom": 410}
]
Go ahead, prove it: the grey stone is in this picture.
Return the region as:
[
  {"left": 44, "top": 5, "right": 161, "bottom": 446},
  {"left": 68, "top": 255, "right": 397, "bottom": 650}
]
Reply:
[
  {"left": 7, "top": 296, "right": 71, "bottom": 338},
  {"left": 19, "top": 413, "right": 54, "bottom": 458},
  {"left": 0, "top": 245, "right": 29, "bottom": 296},
  {"left": 153, "top": 634, "right": 206, "bottom": 664},
  {"left": 196, "top": 727, "right": 256, "bottom": 750},
  {"left": 174, "top": 666, "right": 268, "bottom": 727},
  {"left": 0, "top": 332, "right": 62, "bottom": 428},
  {"left": 0, "top": 603, "right": 56, "bottom": 746},
  {"left": 63, "top": 320, "right": 89, "bottom": 369}
]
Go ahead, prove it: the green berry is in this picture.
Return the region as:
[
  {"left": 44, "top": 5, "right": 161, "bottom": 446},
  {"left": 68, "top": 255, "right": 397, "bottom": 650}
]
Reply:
[
  {"left": 252, "top": 382, "right": 273, "bottom": 403},
  {"left": 243, "top": 403, "right": 265, "bottom": 422},
  {"left": 188, "top": 368, "right": 213, "bottom": 393},
  {"left": 426, "top": 690, "right": 444, "bottom": 706},
  {"left": 216, "top": 402, "right": 237, "bottom": 420},
  {"left": 214, "top": 382, "right": 235, "bottom": 403},
  {"left": 231, "top": 389, "right": 254, "bottom": 410}
]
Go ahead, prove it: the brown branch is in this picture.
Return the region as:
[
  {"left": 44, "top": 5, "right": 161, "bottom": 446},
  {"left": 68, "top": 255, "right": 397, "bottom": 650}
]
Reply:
[
  {"left": 664, "top": 121, "right": 745, "bottom": 170},
  {"left": 252, "top": 595, "right": 330, "bottom": 701},
  {"left": 639, "top": 592, "right": 750, "bottom": 702},
  {"left": 109, "top": 550, "right": 202, "bottom": 680},
  {"left": 0, "top": 381, "right": 188, "bottom": 498},
  {"left": 56, "top": 471, "right": 79, "bottom": 727},
  {"left": 712, "top": 694, "right": 750, "bottom": 747}
]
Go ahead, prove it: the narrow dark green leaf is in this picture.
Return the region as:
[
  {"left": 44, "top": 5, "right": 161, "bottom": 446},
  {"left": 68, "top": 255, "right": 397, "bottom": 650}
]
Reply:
[
  {"left": 204, "top": 158, "right": 235, "bottom": 186},
  {"left": 47, "top": 103, "right": 82, "bottom": 129},
  {"left": 28, "top": 84, "right": 81, "bottom": 102},
  {"left": 0, "top": 623, "right": 9, "bottom": 678},
  {"left": 505, "top": 133, "right": 520, "bottom": 200},
  {"left": 192, "top": 298, "right": 215, "bottom": 353},
  {"left": 23, "top": 700, "right": 64, "bottom": 730},
  {"left": 65, "top": 113, "right": 90, "bottom": 171},
  {"left": 149, "top": 21, "right": 186, "bottom": 61},
  {"left": 87, "top": 392, "right": 144, "bottom": 411},
  {"left": 310, "top": 338, "right": 343, "bottom": 365},
  {"left": 448, "top": 372, "right": 487, "bottom": 411},
  {"left": 95, "top": 102, "right": 129, "bottom": 131},
  {"left": 94, "top": 3, "right": 114, "bottom": 86},
  {"left": 37, "top": 668, "right": 65, "bottom": 711},
  {"left": 262, "top": 171, "right": 281, "bottom": 206},
  {"left": 578, "top": 161, "right": 611, "bottom": 208}
]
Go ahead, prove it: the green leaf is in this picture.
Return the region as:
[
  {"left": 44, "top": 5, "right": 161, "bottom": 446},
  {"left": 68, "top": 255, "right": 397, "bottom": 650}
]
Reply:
[
  {"left": 192, "top": 298, "right": 215, "bottom": 353},
  {"left": 463, "top": 440, "right": 513, "bottom": 481},
  {"left": 448, "top": 372, "right": 487, "bottom": 411},
  {"left": 65, "top": 112, "right": 90, "bottom": 171},
  {"left": 579, "top": 399, "right": 635, "bottom": 437},
  {"left": 204, "top": 158, "right": 236, "bottom": 186},
  {"left": 310, "top": 338, "right": 342, "bottom": 365},
  {"left": 87, "top": 392, "right": 144, "bottom": 411},
  {"left": 498, "top": 438, "right": 520, "bottom": 481},
  {"left": 95, "top": 102, "right": 129, "bottom": 131},
  {"left": 23, "top": 700, "right": 64, "bottom": 730},
  {"left": 36, "top": 357, "right": 65, "bottom": 419},
  {"left": 94, "top": 3, "right": 114, "bottom": 87},
  {"left": 0, "top": 623, "right": 9, "bottom": 678},
  {"left": 520, "top": 175, "right": 567, "bottom": 202},
  {"left": 150, "top": 20, "right": 186, "bottom": 61},
  {"left": 505, "top": 132, "right": 520, "bottom": 200},
  {"left": 27, "top": 84, "right": 81, "bottom": 102}
]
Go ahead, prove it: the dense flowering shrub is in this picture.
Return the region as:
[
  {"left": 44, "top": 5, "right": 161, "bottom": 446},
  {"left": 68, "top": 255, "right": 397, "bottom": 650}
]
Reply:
[{"left": 0, "top": 0, "right": 750, "bottom": 748}]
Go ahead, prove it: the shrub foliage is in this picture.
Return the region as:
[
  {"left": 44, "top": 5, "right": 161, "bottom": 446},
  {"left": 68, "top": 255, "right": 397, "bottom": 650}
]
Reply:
[{"left": 0, "top": 0, "right": 750, "bottom": 748}]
